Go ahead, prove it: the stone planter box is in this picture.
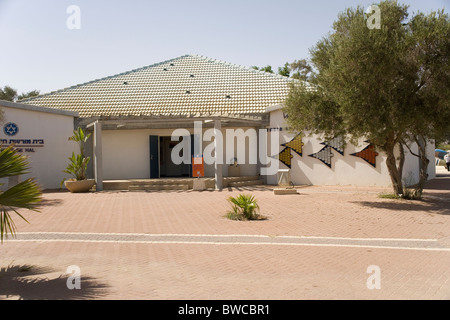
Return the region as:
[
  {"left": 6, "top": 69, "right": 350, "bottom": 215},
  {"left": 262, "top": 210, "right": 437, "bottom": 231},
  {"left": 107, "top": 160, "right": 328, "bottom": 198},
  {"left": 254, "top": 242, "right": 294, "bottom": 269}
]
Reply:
[
  {"left": 228, "top": 166, "right": 240, "bottom": 177},
  {"left": 273, "top": 188, "right": 298, "bottom": 195},
  {"left": 192, "top": 178, "right": 206, "bottom": 191}
]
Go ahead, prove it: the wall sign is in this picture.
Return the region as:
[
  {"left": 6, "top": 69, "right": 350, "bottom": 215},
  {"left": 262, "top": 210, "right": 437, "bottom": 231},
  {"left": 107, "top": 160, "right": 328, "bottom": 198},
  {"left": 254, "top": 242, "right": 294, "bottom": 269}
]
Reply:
[
  {"left": 266, "top": 127, "right": 290, "bottom": 132},
  {"left": 1, "top": 122, "right": 45, "bottom": 153},
  {"left": 3, "top": 122, "right": 19, "bottom": 136},
  {"left": 192, "top": 156, "right": 205, "bottom": 177}
]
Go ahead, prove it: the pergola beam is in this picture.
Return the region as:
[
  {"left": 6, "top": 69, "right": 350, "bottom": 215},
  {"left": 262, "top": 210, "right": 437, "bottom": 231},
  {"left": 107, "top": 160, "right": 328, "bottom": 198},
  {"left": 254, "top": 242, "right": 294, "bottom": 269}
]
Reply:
[{"left": 77, "top": 113, "right": 269, "bottom": 130}]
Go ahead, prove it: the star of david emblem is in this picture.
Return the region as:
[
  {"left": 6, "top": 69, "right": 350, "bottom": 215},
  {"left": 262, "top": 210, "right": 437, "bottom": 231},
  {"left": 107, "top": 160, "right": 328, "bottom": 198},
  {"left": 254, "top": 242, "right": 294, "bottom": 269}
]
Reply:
[{"left": 4, "top": 122, "right": 19, "bottom": 136}]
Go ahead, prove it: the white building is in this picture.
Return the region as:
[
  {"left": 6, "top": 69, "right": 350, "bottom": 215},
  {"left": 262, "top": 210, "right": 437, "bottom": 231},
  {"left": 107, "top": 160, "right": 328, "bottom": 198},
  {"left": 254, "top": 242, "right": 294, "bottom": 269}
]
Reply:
[
  {"left": 0, "top": 100, "right": 78, "bottom": 189},
  {"left": 6, "top": 54, "right": 434, "bottom": 191},
  {"left": 266, "top": 105, "right": 435, "bottom": 187}
]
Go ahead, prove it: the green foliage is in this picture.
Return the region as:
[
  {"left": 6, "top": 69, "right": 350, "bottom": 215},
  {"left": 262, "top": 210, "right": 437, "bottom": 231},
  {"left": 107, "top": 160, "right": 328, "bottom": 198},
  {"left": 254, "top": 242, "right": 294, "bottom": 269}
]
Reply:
[
  {"left": 18, "top": 90, "right": 40, "bottom": 101},
  {"left": 278, "top": 63, "right": 291, "bottom": 77},
  {"left": 251, "top": 65, "right": 274, "bottom": 73},
  {"left": 437, "top": 143, "right": 450, "bottom": 151},
  {"left": 0, "top": 145, "right": 30, "bottom": 178},
  {"left": 226, "top": 194, "right": 264, "bottom": 221},
  {"left": 253, "top": 61, "right": 313, "bottom": 79},
  {"left": 252, "top": 60, "right": 313, "bottom": 80},
  {"left": 69, "top": 127, "right": 92, "bottom": 157},
  {"left": 61, "top": 128, "right": 92, "bottom": 184},
  {"left": 0, "top": 145, "right": 42, "bottom": 242},
  {"left": 284, "top": 1, "right": 450, "bottom": 195},
  {"left": 0, "top": 86, "right": 18, "bottom": 102},
  {"left": 378, "top": 192, "right": 400, "bottom": 199},
  {"left": 378, "top": 188, "right": 423, "bottom": 200},
  {"left": 289, "top": 59, "right": 313, "bottom": 81},
  {"left": 380, "top": 169, "right": 424, "bottom": 200},
  {"left": 63, "top": 152, "right": 91, "bottom": 181},
  {"left": 0, "top": 86, "right": 40, "bottom": 102},
  {"left": 400, "top": 188, "right": 423, "bottom": 200},
  {"left": 260, "top": 66, "right": 273, "bottom": 73},
  {"left": 436, "top": 135, "right": 450, "bottom": 147}
]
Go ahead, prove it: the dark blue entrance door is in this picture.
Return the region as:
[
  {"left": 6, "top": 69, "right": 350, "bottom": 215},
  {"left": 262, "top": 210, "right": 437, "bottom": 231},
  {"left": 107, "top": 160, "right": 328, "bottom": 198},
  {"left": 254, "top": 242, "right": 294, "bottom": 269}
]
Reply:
[{"left": 149, "top": 135, "right": 159, "bottom": 178}]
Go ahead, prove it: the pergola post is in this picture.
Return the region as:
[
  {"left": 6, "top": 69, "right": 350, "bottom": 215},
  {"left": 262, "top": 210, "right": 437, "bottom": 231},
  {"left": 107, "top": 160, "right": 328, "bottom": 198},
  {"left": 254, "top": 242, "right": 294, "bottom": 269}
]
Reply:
[
  {"left": 87, "top": 120, "right": 103, "bottom": 191},
  {"left": 257, "top": 126, "right": 264, "bottom": 184},
  {"left": 214, "top": 120, "right": 223, "bottom": 190}
]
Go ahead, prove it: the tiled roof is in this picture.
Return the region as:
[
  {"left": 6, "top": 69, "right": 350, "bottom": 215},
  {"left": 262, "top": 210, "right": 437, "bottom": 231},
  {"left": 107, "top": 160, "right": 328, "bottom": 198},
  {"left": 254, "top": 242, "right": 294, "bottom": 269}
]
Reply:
[{"left": 20, "top": 55, "right": 296, "bottom": 118}]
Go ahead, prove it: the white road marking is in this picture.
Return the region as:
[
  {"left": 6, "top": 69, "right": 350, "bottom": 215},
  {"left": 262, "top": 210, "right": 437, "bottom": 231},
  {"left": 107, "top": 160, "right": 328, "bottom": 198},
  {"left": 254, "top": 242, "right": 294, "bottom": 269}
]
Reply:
[{"left": 8, "top": 232, "right": 450, "bottom": 252}]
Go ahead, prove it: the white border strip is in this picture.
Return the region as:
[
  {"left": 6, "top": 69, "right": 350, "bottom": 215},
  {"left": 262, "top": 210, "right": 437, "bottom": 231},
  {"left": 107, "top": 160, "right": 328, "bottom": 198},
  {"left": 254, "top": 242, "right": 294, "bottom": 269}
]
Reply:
[
  {"left": 14, "top": 232, "right": 438, "bottom": 242},
  {"left": 7, "top": 239, "right": 450, "bottom": 252},
  {"left": 9, "top": 232, "right": 449, "bottom": 252}
]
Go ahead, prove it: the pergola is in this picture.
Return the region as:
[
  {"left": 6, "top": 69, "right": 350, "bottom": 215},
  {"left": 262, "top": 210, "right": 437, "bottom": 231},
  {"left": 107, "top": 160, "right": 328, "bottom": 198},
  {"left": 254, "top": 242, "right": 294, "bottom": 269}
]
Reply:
[{"left": 80, "top": 113, "right": 269, "bottom": 191}]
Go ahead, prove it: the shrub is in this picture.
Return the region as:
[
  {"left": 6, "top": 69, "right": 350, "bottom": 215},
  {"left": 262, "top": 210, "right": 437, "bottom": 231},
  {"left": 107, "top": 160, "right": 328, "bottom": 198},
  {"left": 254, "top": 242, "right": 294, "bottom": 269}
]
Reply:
[
  {"left": 226, "top": 194, "right": 265, "bottom": 221},
  {"left": 0, "top": 145, "right": 42, "bottom": 242},
  {"left": 378, "top": 188, "right": 423, "bottom": 200},
  {"left": 61, "top": 128, "right": 91, "bottom": 185}
]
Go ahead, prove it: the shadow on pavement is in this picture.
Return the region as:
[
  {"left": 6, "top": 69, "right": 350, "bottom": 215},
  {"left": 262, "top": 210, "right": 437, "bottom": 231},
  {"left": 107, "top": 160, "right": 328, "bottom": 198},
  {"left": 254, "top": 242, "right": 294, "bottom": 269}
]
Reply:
[
  {"left": 39, "top": 198, "right": 64, "bottom": 207},
  {"left": 0, "top": 264, "right": 110, "bottom": 300},
  {"left": 352, "top": 168, "right": 450, "bottom": 215},
  {"left": 353, "top": 199, "right": 450, "bottom": 215}
]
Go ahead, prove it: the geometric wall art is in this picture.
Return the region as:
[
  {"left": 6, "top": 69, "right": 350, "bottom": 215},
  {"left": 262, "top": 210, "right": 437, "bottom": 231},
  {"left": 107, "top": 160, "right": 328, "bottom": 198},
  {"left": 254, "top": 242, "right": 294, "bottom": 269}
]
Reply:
[
  {"left": 282, "top": 134, "right": 304, "bottom": 157},
  {"left": 321, "top": 136, "right": 345, "bottom": 156},
  {"left": 275, "top": 147, "right": 294, "bottom": 168},
  {"left": 308, "top": 145, "right": 334, "bottom": 168},
  {"left": 275, "top": 135, "right": 348, "bottom": 170},
  {"left": 351, "top": 143, "right": 379, "bottom": 168}
]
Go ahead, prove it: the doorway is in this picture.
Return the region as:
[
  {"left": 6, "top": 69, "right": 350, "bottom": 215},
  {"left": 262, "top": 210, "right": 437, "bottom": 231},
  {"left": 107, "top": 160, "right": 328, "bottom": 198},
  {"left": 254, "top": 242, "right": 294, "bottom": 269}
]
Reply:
[{"left": 158, "top": 136, "right": 190, "bottom": 177}]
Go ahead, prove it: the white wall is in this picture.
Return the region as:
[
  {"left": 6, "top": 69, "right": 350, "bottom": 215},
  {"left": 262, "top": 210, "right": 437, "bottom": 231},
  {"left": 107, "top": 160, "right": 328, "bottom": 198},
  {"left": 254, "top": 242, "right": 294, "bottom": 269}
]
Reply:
[
  {"left": 102, "top": 129, "right": 156, "bottom": 180},
  {"left": 0, "top": 104, "right": 77, "bottom": 190},
  {"left": 267, "top": 109, "right": 436, "bottom": 187},
  {"left": 402, "top": 140, "right": 436, "bottom": 186},
  {"left": 101, "top": 126, "right": 259, "bottom": 180}
]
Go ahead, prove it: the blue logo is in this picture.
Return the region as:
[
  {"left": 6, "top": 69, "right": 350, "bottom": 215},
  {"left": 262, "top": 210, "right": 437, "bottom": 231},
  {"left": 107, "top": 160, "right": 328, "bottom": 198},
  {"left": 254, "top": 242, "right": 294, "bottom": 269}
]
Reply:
[{"left": 4, "top": 122, "right": 19, "bottom": 136}]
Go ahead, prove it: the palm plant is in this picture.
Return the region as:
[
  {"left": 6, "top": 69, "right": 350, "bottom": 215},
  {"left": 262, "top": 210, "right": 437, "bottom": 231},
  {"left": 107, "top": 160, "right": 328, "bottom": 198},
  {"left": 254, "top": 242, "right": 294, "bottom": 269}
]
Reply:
[
  {"left": 0, "top": 145, "right": 42, "bottom": 242},
  {"left": 63, "top": 153, "right": 90, "bottom": 181},
  {"left": 69, "top": 127, "right": 91, "bottom": 158},
  {"left": 227, "top": 193, "right": 261, "bottom": 220},
  {"left": 62, "top": 127, "right": 92, "bottom": 183}
]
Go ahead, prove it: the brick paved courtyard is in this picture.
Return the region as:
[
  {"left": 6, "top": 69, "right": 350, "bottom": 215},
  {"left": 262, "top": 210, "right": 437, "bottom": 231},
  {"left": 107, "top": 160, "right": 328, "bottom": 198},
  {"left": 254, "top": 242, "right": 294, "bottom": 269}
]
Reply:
[{"left": 1, "top": 167, "right": 449, "bottom": 300}]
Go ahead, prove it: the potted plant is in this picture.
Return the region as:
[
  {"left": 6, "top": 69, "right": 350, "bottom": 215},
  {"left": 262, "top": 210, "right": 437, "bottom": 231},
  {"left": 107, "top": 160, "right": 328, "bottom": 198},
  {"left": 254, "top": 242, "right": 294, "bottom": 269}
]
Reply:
[{"left": 61, "top": 128, "right": 95, "bottom": 193}]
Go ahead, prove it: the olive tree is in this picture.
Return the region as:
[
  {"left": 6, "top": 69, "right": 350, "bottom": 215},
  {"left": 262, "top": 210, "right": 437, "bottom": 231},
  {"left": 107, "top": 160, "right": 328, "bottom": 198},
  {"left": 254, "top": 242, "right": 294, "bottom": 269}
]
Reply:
[{"left": 284, "top": 1, "right": 450, "bottom": 197}]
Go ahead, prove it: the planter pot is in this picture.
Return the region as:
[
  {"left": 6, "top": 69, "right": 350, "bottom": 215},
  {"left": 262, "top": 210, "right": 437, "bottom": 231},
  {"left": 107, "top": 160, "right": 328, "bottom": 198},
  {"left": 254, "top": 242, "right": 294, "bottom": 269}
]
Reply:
[{"left": 64, "top": 179, "right": 95, "bottom": 193}]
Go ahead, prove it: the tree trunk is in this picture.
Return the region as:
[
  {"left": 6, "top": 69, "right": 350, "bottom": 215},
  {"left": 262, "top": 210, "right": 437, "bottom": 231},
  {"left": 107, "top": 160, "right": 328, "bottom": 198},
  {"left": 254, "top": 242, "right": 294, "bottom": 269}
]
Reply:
[
  {"left": 414, "top": 136, "right": 430, "bottom": 198},
  {"left": 384, "top": 141, "right": 404, "bottom": 196},
  {"left": 401, "top": 136, "right": 430, "bottom": 199}
]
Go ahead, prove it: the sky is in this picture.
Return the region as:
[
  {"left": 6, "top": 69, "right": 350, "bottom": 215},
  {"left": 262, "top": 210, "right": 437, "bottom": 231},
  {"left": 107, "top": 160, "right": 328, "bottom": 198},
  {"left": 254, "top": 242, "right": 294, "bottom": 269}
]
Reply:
[{"left": 0, "top": 0, "right": 448, "bottom": 95}]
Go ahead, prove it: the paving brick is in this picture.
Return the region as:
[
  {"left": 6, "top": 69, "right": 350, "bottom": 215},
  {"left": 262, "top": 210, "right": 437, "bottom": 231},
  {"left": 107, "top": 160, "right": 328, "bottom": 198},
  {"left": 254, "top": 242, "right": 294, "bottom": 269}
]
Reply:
[{"left": 0, "top": 169, "right": 449, "bottom": 300}]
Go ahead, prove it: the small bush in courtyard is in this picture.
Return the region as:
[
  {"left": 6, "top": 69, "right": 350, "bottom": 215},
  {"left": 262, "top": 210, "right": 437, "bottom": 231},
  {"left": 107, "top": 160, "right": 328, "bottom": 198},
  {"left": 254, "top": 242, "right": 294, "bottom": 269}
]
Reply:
[
  {"left": 226, "top": 194, "right": 266, "bottom": 221},
  {"left": 378, "top": 188, "right": 422, "bottom": 200}
]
